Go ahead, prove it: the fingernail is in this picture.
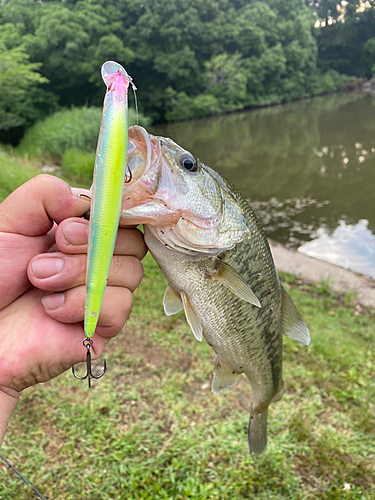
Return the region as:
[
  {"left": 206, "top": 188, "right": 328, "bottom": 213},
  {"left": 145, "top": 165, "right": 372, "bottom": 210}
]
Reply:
[
  {"left": 71, "top": 187, "right": 92, "bottom": 199},
  {"left": 63, "top": 221, "right": 88, "bottom": 246},
  {"left": 32, "top": 257, "right": 64, "bottom": 278},
  {"left": 42, "top": 292, "right": 65, "bottom": 310}
]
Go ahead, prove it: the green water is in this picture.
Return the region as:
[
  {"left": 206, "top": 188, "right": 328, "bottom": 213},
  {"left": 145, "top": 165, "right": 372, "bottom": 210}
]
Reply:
[{"left": 152, "top": 93, "right": 375, "bottom": 278}]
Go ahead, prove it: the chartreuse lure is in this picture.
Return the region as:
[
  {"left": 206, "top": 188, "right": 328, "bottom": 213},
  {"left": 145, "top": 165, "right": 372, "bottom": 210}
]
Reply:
[{"left": 72, "top": 61, "right": 136, "bottom": 387}]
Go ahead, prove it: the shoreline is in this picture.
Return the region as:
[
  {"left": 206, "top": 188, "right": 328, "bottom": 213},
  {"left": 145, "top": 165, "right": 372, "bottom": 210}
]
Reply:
[{"left": 269, "top": 240, "right": 375, "bottom": 309}]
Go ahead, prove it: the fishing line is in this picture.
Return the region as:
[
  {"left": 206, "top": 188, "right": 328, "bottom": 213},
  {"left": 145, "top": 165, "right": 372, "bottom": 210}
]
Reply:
[
  {"left": 125, "top": 72, "right": 137, "bottom": 177},
  {"left": 131, "top": 82, "right": 138, "bottom": 125},
  {"left": 122, "top": 67, "right": 138, "bottom": 125},
  {"left": 0, "top": 452, "right": 47, "bottom": 500}
]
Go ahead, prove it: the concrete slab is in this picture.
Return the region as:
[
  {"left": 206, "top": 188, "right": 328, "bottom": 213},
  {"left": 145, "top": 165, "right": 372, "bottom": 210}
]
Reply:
[{"left": 269, "top": 240, "right": 375, "bottom": 309}]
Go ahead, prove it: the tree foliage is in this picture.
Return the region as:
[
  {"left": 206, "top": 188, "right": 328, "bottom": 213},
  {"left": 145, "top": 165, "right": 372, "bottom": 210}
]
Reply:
[
  {"left": 313, "top": 0, "right": 375, "bottom": 78},
  {"left": 0, "top": 43, "right": 47, "bottom": 129},
  {"left": 0, "top": 0, "right": 356, "bottom": 141}
]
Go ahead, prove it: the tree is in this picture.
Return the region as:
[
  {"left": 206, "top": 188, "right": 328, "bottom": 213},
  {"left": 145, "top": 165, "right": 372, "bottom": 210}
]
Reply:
[
  {"left": 0, "top": 0, "right": 351, "bottom": 138},
  {"left": 0, "top": 42, "right": 48, "bottom": 131}
]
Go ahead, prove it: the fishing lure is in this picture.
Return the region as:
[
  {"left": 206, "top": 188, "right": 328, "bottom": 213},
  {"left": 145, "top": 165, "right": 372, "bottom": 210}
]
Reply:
[{"left": 72, "top": 61, "right": 136, "bottom": 387}]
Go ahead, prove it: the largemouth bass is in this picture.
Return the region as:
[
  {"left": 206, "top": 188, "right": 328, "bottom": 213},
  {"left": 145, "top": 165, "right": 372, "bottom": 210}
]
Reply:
[{"left": 120, "top": 125, "right": 310, "bottom": 454}]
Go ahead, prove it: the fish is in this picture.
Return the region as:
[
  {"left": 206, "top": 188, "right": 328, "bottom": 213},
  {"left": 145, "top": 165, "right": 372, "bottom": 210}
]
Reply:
[
  {"left": 120, "top": 125, "right": 310, "bottom": 454},
  {"left": 84, "top": 61, "right": 133, "bottom": 338}
]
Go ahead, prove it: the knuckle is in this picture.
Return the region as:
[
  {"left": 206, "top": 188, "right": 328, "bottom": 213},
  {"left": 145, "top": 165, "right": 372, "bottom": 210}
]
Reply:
[
  {"left": 33, "top": 174, "right": 65, "bottom": 191},
  {"left": 131, "top": 257, "right": 144, "bottom": 284},
  {"left": 105, "top": 288, "right": 132, "bottom": 332}
]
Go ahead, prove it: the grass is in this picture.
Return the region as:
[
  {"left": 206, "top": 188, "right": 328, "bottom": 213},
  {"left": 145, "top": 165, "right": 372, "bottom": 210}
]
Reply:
[
  {"left": 0, "top": 147, "right": 41, "bottom": 201},
  {"left": 1, "top": 255, "right": 374, "bottom": 499},
  {"left": 17, "top": 106, "right": 150, "bottom": 164},
  {"left": 17, "top": 107, "right": 105, "bottom": 161},
  {"left": 60, "top": 148, "right": 96, "bottom": 185},
  {"left": 0, "top": 104, "right": 152, "bottom": 191}
]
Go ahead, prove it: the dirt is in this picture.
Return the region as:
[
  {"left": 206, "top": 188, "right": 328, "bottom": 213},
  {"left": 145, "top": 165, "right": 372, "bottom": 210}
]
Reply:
[{"left": 269, "top": 240, "right": 375, "bottom": 309}]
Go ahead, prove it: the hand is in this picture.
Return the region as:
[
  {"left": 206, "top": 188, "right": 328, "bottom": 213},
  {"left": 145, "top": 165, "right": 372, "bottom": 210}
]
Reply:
[{"left": 0, "top": 175, "right": 146, "bottom": 441}]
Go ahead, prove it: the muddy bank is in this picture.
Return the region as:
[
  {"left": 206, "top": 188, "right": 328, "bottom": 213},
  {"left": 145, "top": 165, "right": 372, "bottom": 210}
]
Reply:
[{"left": 269, "top": 240, "right": 375, "bottom": 309}]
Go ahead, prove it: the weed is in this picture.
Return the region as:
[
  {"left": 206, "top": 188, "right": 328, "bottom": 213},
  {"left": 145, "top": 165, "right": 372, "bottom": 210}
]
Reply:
[
  {"left": 344, "top": 289, "right": 359, "bottom": 307},
  {"left": 317, "top": 275, "right": 334, "bottom": 296}
]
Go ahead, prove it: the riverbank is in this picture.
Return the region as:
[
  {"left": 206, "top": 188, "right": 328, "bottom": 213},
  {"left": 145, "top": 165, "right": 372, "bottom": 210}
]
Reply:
[{"left": 270, "top": 240, "right": 375, "bottom": 309}]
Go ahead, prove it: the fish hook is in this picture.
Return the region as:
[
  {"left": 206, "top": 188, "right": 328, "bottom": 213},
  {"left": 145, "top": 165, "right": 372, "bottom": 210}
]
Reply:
[
  {"left": 125, "top": 165, "right": 133, "bottom": 183},
  {"left": 72, "top": 338, "right": 107, "bottom": 388}
]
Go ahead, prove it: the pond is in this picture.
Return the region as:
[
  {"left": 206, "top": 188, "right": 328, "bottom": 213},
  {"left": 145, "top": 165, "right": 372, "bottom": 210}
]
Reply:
[{"left": 152, "top": 93, "right": 375, "bottom": 279}]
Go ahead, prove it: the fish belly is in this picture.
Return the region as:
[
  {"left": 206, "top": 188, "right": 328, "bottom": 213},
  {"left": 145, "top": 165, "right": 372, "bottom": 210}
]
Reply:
[{"left": 144, "top": 227, "right": 283, "bottom": 406}]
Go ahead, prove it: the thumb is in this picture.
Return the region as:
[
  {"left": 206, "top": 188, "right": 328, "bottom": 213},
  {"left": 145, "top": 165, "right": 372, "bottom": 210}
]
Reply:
[
  {"left": 0, "top": 174, "right": 90, "bottom": 235},
  {"left": 0, "top": 175, "right": 90, "bottom": 308}
]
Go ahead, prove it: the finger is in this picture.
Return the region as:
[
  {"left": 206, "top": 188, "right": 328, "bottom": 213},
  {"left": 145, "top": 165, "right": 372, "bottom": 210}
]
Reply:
[
  {"left": 0, "top": 231, "right": 54, "bottom": 309},
  {"left": 114, "top": 227, "right": 147, "bottom": 260},
  {"left": 41, "top": 285, "right": 132, "bottom": 338},
  {"left": 0, "top": 175, "right": 90, "bottom": 235},
  {"left": 55, "top": 219, "right": 147, "bottom": 260},
  {"left": 28, "top": 253, "right": 144, "bottom": 292}
]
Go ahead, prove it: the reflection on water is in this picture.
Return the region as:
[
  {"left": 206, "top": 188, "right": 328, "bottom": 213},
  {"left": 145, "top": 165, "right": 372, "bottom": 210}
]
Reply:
[
  {"left": 299, "top": 220, "right": 375, "bottom": 279},
  {"left": 152, "top": 93, "right": 375, "bottom": 278}
]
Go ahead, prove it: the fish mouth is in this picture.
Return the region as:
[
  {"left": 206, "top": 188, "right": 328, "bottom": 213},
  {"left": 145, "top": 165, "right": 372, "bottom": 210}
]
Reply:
[
  {"left": 126, "top": 125, "right": 153, "bottom": 183},
  {"left": 120, "top": 126, "right": 179, "bottom": 225}
]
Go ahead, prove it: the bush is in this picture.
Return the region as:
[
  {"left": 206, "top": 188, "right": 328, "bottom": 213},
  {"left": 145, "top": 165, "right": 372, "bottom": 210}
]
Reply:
[
  {"left": 61, "top": 148, "right": 96, "bottom": 184},
  {"left": 17, "top": 106, "right": 150, "bottom": 162}
]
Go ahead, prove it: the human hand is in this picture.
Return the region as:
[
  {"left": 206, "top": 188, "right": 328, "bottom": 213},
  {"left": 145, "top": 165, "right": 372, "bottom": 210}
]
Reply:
[{"left": 0, "top": 175, "right": 146, "bottom": 398}]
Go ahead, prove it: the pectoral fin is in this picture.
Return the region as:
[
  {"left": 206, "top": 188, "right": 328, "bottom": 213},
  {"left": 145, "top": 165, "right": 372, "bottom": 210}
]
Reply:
[
  {"left": 163, "top": 285, "right": 183, "bottom": 316},
  {"left": 211, "top": 260, "right": 261, "bottom": 308},
  {"left": 281, "top": 286, "right": 310, "bottom": 345},
  {"left": 181, "top": 293, "right": 203, "bottom": 341},
  {"left": 212, "top": 356, "right": 241, "bottom": 394}
]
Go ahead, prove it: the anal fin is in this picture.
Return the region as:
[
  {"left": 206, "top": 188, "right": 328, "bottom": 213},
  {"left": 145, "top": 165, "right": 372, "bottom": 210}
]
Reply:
[{"left": 212, "top": 357, "right": 241, "bottom": 394}]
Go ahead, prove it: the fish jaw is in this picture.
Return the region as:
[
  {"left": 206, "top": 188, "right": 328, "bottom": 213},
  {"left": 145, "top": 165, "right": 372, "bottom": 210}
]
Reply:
[{"left": 120, "top": 126, "right": 249, "bottom": 254}]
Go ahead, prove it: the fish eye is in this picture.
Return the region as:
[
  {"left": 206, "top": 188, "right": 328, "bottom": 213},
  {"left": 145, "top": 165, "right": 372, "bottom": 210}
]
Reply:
[{"left": 179, "top": 153, "right": 198, "bottom": 172}]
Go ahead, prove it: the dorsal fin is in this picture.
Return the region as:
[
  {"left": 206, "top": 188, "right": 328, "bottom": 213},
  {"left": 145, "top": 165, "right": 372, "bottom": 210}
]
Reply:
[
  {"left": 281, "top": 286, "right": 310, "bottom": 345},
  {"left": 211, "top": 260, "right": 261, "bottom": 308},
  {"left": 163, "top": 285, "right": 183, "bottom": 316}
]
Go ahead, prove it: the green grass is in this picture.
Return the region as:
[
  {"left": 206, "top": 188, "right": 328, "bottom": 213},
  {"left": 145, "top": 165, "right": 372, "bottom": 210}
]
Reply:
[
  {"left": 17, "top": 106, "right": 151, "bottom": 163},
  {"left": 61, "top": 148, "right": 96, "bottom": 185},
  {"left": 1, "top": 258, "right": 374, "bottom": 499},
  {"left": 17, "top": 107, "right": 104, "bottom": 161},
  {"left": 0, "top": 147, "right": 41, "bottom": 201}
]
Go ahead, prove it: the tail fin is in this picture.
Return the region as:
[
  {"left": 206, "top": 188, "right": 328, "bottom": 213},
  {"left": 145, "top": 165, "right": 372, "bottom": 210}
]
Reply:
[{"left": 248, "top": 406, "right": 268, "bottom": 454}]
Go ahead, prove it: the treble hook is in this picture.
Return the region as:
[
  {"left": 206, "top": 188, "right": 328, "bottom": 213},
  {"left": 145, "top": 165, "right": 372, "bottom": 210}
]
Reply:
[{"left": 72, "top": 338, "right": 107, "bottom": 388}]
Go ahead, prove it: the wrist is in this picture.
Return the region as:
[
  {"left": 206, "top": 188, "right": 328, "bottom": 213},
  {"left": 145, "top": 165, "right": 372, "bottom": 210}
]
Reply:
[{"left": 0, "top": 386, "right": 20, "bottom": 448}]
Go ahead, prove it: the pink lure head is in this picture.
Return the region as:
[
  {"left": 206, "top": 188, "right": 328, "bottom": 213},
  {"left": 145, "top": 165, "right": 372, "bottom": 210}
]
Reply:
[{"left": 101, "top": 60, "right": 133, "bottom": 94}]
